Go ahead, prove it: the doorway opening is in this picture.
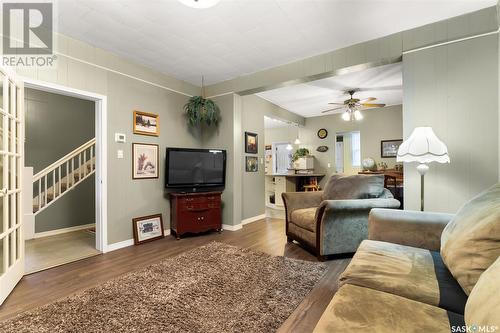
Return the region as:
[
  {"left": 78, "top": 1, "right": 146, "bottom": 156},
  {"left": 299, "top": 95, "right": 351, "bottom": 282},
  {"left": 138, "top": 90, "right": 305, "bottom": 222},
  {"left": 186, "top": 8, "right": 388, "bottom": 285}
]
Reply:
[{"left": 22, "top": 80, "right": 107, "bottom": 274}]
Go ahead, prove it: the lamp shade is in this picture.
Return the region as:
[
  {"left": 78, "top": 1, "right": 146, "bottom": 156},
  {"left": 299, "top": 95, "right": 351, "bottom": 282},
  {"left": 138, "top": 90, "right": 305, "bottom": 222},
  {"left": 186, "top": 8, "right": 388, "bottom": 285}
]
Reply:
[{"left": 397, "top": 127, "right": 450, "bottom": 164}]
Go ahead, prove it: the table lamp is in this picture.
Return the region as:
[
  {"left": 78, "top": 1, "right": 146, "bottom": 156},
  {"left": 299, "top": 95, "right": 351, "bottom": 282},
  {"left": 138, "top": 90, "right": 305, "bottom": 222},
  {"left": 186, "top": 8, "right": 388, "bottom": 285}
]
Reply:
[{"left": 397, "top": 127, "right": 450, "bottom": 211}]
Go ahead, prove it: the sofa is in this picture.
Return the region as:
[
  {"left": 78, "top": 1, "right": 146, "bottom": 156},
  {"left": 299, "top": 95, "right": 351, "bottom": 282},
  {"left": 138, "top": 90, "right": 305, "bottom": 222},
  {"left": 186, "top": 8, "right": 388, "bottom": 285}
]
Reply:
[
  {"left": 313, "top": 183, "right": 500, "bottom": 332},
  {"left": 282, "top": 174, "right": 400, "bottom": 259}
]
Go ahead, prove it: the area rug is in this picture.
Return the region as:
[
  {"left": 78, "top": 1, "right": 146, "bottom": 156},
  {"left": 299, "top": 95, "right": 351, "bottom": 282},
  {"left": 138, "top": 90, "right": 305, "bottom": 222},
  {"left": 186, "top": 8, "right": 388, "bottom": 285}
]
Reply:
[{"left": 0, "top": 242, "right": 327, "bottom": 333}]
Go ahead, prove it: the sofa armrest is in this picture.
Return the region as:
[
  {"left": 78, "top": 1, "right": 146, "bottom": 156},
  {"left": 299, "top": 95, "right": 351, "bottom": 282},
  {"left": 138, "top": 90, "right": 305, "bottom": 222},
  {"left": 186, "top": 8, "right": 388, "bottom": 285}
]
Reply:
[
  {"left": 282, "top": 191, "right": 324, "bottom": 221},
  {"left": 368, "top": 208, "right": 454, "bottom": 251},
  {"left": 318, "top": 198, "right": 401, "bottom": 212}
]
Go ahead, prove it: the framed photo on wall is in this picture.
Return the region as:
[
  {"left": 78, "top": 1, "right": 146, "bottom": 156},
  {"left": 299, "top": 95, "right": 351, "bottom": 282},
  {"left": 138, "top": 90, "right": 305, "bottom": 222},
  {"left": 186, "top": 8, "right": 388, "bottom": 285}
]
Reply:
[
  {"left": 133, "top": 143, "right": 159, "bottom": 179},
  {"left": 246, "top": 156, "right": 258, "bottom": 172},
  {"left": 245, "top": 132, "right": 258, "bottom": 154},
  {"left": 381, "top": 139, "right": 403, "bottom": 158},
  {"left": 134, "top": 111, "right": 160, "bottom": 136},
  {"left": 133, "top": 214, "right": 164, "bottom": 245}
]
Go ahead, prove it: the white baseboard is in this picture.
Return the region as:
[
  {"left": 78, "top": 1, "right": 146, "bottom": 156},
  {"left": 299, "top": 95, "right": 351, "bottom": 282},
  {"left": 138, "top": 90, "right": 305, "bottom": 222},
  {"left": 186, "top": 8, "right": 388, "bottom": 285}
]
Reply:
[
  {"left": 33, "top": 223, "right": 95, "bottom": 239},
  {"left": 106, "top": 229, "right": 171, "bottom": 252},
  {"left": 106, "top": 238, "right": 134, "bottom": 252},
  {"left": 241, "top": 214, "right": 266, "bottom": 225},
  {"left": 222, "top": 224, "right": 243, "bottom": 231}
]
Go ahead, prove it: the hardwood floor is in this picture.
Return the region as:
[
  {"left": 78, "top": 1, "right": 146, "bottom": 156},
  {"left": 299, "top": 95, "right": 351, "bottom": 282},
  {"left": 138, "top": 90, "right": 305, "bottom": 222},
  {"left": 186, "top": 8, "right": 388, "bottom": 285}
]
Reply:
[{"left": 0, "top": 218, "right": 349, "bottom": 332}]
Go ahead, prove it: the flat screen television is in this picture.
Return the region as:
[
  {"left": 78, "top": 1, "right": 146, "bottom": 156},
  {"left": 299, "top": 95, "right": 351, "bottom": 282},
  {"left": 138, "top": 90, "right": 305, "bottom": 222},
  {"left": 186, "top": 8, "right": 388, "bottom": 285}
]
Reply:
[{"left": 165, "top": 148, "right": 226, "bottom": 190}]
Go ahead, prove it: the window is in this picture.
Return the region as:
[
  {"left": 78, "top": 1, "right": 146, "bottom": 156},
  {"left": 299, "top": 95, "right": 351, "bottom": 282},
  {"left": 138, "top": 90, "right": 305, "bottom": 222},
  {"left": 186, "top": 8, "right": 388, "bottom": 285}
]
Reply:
[{"left": 351, "top": 131, "right": 361, "bottom": 167}]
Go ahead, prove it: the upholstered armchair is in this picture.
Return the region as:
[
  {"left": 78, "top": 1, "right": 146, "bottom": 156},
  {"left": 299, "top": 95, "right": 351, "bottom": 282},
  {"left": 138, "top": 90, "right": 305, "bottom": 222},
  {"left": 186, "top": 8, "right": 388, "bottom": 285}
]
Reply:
[{"left": 282, "top": 174, "right": 400, "bottom": 260}]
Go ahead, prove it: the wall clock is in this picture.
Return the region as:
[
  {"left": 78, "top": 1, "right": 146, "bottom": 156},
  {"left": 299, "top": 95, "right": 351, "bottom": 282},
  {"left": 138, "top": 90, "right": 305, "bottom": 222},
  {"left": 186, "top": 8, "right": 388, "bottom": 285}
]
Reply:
[{"left": 317, "top": 128, "right": 328, "bottom": 139}]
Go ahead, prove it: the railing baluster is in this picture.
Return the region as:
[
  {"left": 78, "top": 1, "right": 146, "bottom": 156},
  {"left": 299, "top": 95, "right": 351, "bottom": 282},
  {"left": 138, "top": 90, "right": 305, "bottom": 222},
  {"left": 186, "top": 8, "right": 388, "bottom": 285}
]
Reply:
[
  {"left": 44, "top": 175, "right": 47, "bottom": 207},
  {"left": 66, "top": 160, "right": 69, "bottom": 191},
  {"left": 52, "top": 169, "right": 56, "bottom": 200},
  {"left": 58, "top": 165, "right": 61, "bottom": 196},
  {"left": 37, "top": 179, "right": 41, "bottom": 212}
]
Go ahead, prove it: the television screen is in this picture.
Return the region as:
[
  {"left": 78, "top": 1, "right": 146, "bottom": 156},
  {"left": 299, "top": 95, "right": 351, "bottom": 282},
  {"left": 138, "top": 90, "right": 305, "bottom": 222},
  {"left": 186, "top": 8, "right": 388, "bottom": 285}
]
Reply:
[{"left": 166, "top": 148, "right": 226, "bottom": 188}]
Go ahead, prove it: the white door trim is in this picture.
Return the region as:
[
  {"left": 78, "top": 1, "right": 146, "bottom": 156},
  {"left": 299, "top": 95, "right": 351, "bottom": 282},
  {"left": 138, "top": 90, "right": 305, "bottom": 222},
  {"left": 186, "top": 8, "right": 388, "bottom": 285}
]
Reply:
[{"left": 22, "top": 78, "right": 109, "bottom": 253}]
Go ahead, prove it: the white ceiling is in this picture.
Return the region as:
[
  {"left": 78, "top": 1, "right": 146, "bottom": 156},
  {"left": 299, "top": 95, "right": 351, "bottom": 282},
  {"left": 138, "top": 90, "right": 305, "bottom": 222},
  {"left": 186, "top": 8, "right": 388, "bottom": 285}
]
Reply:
[
  {"left": 257, "top": 62, "right": 402, "bottom": 117},
  {"left": 55, "top": 0, "right": 496, "bottom": 85}
]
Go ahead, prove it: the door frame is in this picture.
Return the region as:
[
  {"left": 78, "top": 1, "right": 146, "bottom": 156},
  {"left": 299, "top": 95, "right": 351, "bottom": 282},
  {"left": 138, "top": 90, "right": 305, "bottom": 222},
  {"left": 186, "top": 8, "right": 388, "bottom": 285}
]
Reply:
[{"left": 22, "top": 78, "right": 108, "bottom": 253}]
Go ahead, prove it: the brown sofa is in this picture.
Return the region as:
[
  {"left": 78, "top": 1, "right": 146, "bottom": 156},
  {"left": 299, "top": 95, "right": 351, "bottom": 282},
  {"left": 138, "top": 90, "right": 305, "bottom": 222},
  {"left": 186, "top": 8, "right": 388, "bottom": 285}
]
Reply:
[
  {"left": 282, "top": 174, "right": 400, "bottom": 259},
  {"left": 313, "top": 183, "right": 500, "bottom": 332}
]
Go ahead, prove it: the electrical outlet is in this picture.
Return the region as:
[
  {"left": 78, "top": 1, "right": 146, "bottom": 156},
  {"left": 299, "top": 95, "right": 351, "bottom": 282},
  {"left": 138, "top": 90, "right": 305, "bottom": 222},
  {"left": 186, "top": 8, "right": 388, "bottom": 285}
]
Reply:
[
  {"left": 327, "top": 163, "right": 331, "bottom": 168},
  {"left": 117, "top": 150, "right": 124, "bottom": 159}
]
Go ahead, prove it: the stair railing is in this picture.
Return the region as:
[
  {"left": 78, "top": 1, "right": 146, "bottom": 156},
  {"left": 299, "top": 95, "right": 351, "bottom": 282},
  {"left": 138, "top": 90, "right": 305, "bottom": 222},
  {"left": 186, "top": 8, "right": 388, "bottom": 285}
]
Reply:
[{"left": 33, "top": 138, "right": 96, "bottom": 215}]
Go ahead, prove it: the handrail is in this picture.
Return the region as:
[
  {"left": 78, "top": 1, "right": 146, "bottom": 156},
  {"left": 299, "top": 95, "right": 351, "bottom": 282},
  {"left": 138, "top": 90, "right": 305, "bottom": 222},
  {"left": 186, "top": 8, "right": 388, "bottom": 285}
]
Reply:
[{"left": 34, "top": 138, "right": 96, "bottom": 181}]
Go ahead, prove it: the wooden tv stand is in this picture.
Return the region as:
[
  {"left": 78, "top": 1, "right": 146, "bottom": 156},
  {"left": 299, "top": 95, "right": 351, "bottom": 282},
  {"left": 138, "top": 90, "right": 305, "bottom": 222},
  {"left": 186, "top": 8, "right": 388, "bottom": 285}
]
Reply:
[{"left": 169, "top": 191, "right": 222, "bottom": 239}]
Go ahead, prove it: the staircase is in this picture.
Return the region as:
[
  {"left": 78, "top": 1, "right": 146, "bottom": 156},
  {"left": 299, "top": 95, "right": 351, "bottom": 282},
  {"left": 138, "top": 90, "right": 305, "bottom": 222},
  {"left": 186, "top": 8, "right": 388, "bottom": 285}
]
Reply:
[{"left": 33, "top": 138, "right": 96, "bottom": 215}]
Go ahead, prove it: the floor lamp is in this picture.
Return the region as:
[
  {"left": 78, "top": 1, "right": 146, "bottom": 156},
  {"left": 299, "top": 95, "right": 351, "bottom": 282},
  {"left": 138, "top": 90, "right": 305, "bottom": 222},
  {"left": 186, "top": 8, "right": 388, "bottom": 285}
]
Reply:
[{"left": 397, "top": 127, "right": 450, "bottom": 211}]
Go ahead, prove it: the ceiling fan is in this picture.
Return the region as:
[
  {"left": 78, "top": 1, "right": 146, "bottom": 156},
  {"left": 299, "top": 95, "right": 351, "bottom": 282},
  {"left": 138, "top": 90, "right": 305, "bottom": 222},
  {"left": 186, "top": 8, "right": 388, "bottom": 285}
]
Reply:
[{"left": 322, "top": 90, "right": 386, "bottom": 121}]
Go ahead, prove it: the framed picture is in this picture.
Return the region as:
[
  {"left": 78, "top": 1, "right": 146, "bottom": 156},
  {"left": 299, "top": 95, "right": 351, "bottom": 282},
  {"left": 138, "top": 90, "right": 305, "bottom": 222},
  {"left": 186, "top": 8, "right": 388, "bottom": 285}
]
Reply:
[
  {"left": 245, "top": 132, "right": 258, "bottom": 154},
  {"left": 246, "top": 156, "right": 258, "bottom": 172},
  {"left": 133, "top": 214, "right": 164, "bottom": 245},
  {"left": 381, "top": 139, "right": 403, "bottom": 158},
  {"left": 134, "top": 111, "right": 159, "bottom": 137},
  {"left": 133, "top": 143, "right": 159, "bottom": 179}
]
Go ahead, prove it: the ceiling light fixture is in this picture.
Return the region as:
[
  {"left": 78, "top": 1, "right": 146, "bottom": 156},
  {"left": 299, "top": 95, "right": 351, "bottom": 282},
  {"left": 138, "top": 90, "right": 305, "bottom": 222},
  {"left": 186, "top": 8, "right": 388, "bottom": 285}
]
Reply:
[
  {"left": 177, "top": 0, "right": 221, "bottom": 9},
  {"left": 341, "top": 107, "right": 363, "bottom": 122}
]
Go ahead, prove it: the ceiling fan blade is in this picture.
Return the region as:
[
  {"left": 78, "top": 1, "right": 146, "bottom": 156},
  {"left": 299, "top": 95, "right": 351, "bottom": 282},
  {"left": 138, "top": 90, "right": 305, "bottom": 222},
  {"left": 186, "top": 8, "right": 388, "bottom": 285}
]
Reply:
[
  {"left": 359, "top": 97, "right": 376, "bottom": 103},
  {"left": 361, "top": 103, "right": 386, "bottom": 108},
  {"left": 321, "top": 106, "right": 346, "bottom": 113},
  {"left": 328, "top": 102, "right": 345, "bottom": 105}
]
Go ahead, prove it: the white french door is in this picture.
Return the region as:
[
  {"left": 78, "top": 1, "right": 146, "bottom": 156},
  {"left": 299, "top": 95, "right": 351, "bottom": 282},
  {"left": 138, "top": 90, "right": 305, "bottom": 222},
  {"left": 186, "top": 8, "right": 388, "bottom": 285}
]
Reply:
[{"left": 0, "top": 67, "right": 24, "bottom": 305}]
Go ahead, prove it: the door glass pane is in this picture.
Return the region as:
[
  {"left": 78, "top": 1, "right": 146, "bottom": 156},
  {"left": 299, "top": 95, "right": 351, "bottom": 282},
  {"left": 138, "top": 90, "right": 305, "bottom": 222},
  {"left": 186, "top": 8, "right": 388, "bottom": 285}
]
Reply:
[
  {"left": 0, "top": 73, "right": 4, "bottom": 107},
  {"left": 8, "top": 118, "right": 12, "bottom": 153},
  {"left": 0, "top": 238, "right": 4, "bottom": 274},
  {"left": 8, "top": 194, "right": 12, "bottom": 228},
  {"left": 0, "top": 198, "right": 3, "bottom": 233},
  {"left": 10, "top": 83, "right": 16, "bottom": 118},
  {"left": 16, "top": 228, "right": 20, "bottom": 260},
  {"left": 8, "top": 233, "right": 12, "bottom": 267},
  {"left": 7, "top": 82, "right": 12, "bottom": 115}
]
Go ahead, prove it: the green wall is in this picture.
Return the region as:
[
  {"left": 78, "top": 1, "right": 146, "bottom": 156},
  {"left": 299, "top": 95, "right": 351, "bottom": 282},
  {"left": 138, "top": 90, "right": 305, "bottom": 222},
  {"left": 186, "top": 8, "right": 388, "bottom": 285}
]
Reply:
[{"left": 25, "top": 88, "right": 96, "bottom": 233}]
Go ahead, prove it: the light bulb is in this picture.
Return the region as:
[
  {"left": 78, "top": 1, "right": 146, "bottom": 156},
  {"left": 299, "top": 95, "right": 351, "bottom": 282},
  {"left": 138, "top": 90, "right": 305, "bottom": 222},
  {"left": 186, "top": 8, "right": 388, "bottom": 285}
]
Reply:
[
  {"left": 354, "top": 110, "right": 363, "bottom": 120},
  {"left": 342, "top": 111, "right": 351, "bottom": 121},
  {"left": 177, "top": 0, "right": 221, "bottom": 9},
  {"left": 286, "top": 144, "right": 293, "bottom": 151},
  {"left": 294, "top": 138, "right": 301, "bottom": 144}
]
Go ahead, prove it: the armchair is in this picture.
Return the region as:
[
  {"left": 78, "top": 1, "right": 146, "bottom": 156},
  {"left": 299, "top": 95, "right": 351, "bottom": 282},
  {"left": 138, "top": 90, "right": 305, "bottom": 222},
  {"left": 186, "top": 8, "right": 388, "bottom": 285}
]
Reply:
[{"left": 282, "top": 174, "right": 400, "bottom": 260}]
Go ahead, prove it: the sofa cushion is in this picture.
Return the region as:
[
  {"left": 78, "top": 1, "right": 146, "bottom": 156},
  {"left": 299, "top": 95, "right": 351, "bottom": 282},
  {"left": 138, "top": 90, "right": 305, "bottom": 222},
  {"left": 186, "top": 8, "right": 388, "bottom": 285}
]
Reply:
[
  {"left": 339, "top": 240, "right": 467, "bottom": 314},
  {"left": 313, "top": 284, "right": 464, "bottom": 333},
  {"left": 465, "top": 256, "right": 500, "bottom": 329},
  {"left": 440, "top": 183, "right": 500, "bottom": 295},
  {"left": 290, "top": 208, "right": 317, "bottom": 232},
  {"left": 322, "top": 174, "right": 385, "bottom": 201}
]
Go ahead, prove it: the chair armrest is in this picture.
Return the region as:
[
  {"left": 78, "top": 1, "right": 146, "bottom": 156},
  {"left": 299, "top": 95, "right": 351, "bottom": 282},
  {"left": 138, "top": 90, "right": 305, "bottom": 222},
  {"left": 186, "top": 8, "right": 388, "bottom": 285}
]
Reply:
[
  {"left": 368, "top": 208, "right": 454, "bottom": 251},
  {"left": 282, "top": 191, "right": 324, "bottom": 221}
]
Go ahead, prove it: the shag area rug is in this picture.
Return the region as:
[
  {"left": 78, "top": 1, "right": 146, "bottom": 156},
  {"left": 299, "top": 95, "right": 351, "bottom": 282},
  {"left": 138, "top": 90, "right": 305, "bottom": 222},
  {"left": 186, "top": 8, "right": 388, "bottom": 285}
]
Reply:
[{"left": 0, "top": 242, "right": 327, "bottom": 333}]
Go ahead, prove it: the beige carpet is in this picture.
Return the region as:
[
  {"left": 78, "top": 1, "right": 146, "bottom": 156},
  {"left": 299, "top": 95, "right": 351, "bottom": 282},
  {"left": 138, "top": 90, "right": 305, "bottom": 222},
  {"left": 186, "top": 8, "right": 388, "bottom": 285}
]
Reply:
[{"left": 1, "top": 242, "right": 327, "bottom": 333}]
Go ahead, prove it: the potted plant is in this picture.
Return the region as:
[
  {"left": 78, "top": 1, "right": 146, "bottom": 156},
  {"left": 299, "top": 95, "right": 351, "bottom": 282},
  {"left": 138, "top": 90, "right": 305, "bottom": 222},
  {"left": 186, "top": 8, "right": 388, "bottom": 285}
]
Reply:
[
  {"left": 184, "top": 77, "right": 220, "bottom": 127},
  {"left": 292, "top": 148, "right": 314, "bottom": 170}
]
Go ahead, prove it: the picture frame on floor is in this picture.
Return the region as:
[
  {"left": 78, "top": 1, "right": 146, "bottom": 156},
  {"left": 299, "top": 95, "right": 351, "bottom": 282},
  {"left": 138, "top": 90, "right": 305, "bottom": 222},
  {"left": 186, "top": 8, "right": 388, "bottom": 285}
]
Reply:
[
  {"left": 134, "top": 110, "right": 160, "bottom": 137},
  {"left": 133, "top": 214, "right": 164, "bottom": 245},
  {"left": 245, "top": 132, "right": 258, "bottom": 154},
  {"left": 132, "top": 143, "right": 159, "bottom": 179}
]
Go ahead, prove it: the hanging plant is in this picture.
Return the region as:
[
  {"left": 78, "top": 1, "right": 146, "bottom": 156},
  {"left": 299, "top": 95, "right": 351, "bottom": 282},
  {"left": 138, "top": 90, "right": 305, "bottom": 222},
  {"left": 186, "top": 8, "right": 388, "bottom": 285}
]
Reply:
[{"left": 184, "top": 76, "right": 220, "bottom": 127}]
